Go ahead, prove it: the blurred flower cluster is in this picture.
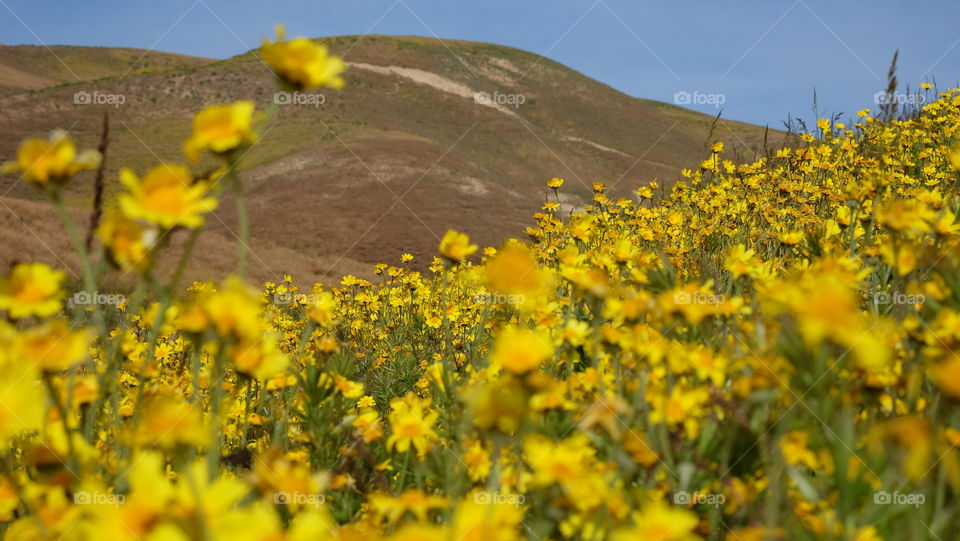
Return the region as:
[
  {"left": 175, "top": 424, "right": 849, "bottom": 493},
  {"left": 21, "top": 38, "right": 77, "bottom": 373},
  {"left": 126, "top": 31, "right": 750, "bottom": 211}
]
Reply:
[{"left": 2, "top": 24, "right": 960, "bottom": 541}]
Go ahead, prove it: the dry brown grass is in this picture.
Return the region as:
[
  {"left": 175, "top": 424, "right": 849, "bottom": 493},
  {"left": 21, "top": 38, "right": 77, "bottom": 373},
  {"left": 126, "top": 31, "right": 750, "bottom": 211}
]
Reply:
[
  {"left": 0, "top": 36, "right": 786, "bottom": 281},
  {"left": 0, "top": 196, "right": 373, "bottom": 293}
]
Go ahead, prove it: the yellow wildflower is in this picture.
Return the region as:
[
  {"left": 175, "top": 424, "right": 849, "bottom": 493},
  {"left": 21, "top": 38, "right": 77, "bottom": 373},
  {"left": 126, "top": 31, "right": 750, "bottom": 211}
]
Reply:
[
  {"left": 229, "top": 335, "right": 288, "bottom": 380},
  {"left": 136, "top": 392, "right": 207, "bottom": 449},
  {"left": 0, "top": 263, "right": 65, "bottom": 319},
  {"left": 386, "top": 393, "right": 439, "bottom": 457},
  {"left": 439, "top": 229, "right": 478, "bottom": 263},
  {"left": 261, "top": 24, "right": 346, "bottom": 90},
  {"left": 612, "top": 502, "right": 701, "bottom": 541},
  {"left": 118, "top": 164, "right": 218, "bottom": 229},
  {"left": 453, "top": 491, "right": 525, "bottom": 541},
  {"left": 183, "top": 101, "right": 258, "bottom": 162},
  {"left": 18, "top": 320, "right": 89, "bottom": 372},
  {"left": 97, "top": 209, "right": 155, "bottom": 271},
  {"left": 0, "top": 345, "right": 44, "bottom": 447},
  {"left": 725, "top": 244, "right": 758, "bottom": 279},
  {"left": 489, "top": 326, "right": 553, "bottom": 374},
  {"left": 1, "top": 130, "right": 100, "bottom": 186},
  {"left": 369, "top": 489, "right": 448, "bottom": 524}
]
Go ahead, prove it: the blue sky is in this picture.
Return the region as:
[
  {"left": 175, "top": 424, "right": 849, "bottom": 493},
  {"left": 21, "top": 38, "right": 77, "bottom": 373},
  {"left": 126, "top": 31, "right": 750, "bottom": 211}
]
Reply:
[{"left": 2, "top": 0, "right": 958, "bottom": 126}]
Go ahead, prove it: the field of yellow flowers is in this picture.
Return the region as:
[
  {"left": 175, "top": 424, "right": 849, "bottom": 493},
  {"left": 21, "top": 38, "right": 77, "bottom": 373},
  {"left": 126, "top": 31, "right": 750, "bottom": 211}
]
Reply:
[{"left": 2, "top": 25, "right": 960, "bottom": 541}]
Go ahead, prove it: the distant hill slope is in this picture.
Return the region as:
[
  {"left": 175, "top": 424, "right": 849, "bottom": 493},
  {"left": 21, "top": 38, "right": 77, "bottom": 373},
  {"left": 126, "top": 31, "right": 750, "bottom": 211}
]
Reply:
[
  {"left": 0, "top": 45, "right": 212, "bottom": 95},
  {"left": 0, "top": 36, "right": 784, "bottom": 285}
]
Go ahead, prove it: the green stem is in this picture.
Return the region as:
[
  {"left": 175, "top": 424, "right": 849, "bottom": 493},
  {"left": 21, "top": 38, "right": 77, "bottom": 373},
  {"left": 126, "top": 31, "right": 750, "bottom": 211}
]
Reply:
[
  {"left": 42, "top": 373, "right": 79, "bottom": 477},
  {"left": 207, "top": 348, "right": 227, "bottom": 479},
  {"left": 52, "top": 194, "right": 101, "bottom": 327},
  {"left": 171, "top": 227, "right": 202, "bottom": 293},
  {"left": 397, "top": 450, "right": 412, "bottom": 491},
  {"left": 239, "top": 377, "right": 255, "bottom": 453},
  {"left": 128, "top": 228, "right": 201, "bottom": 430},
  {"left": 222, "top": 103, "right": 280, "bottom": 280},
  {"left": 230, "top": 172, "right": 249, "bottom": 278}
]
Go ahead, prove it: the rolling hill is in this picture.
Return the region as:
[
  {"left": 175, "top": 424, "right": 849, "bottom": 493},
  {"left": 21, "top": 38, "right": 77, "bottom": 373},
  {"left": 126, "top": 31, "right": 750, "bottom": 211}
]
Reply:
[
  {"left": 0, "top": 44, "right": 212, "bottom": 95},
  {"left": 0, "top": 37, "right": 783, "bottom": 286}
]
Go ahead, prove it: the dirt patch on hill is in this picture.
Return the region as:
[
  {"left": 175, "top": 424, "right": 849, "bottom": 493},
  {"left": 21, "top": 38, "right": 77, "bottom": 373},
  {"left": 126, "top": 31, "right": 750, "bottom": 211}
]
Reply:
[
  {"left": 349, "top": 62, "right": 518, "bottom": 117},
  {"left": 562, "top": 136, "right": 632, "bottom": 158}
]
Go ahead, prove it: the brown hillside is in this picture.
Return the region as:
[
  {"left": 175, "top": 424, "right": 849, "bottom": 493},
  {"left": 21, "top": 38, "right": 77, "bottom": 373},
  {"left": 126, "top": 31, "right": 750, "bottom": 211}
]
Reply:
[
  {"left": 0, "top": 45, "right": 212, "bottom": 96},
  {"left": 0, "top": 36, "right": 783, "bottom": 285}
]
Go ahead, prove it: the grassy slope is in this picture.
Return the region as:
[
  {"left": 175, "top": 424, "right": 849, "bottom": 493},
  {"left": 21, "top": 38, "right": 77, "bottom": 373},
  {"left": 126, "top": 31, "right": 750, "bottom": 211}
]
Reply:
[
  {"left": 0, "top": 36, "right": 784, "bottom": 284},
  {"left": 0, "top": 45, "right": 213, "bottom": 95}
]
